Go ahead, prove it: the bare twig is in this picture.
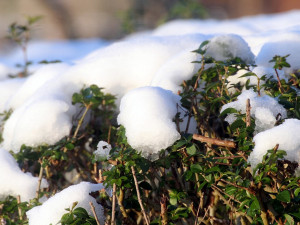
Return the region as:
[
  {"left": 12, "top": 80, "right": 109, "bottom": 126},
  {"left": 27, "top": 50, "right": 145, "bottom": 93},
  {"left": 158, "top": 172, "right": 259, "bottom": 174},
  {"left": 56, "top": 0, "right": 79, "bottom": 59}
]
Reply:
[
  {"left": 196, "top": 206, "right": 210, "bottom": 225},
  {"left": 73, "top": 103, "right": 91, "bottom": 139},
  {"left": 35, "top": 166, "right": 44, "bottom": 200},
  {"left": 131, "top": 166, "right": 150, "bottom": 225},
  {"left": 275, "top": 69, "right": 283, "bottom": 93},
  {"left": 246, "top": 99, "right": 251, "bottom": 127},
  {"left": 193, "top": 134, "right": 236, "bottom": 148},
  {"left": 89, "top": 202, "right": 101, "bottom": 225},
  {"left": 17, "top": 195, "right": 22, "bottom": 220},
  {"left": 160, "top": 195, "right": 168, "bottom": 225},
  {"left": 111, "top": 184, "right": 116, "bottom": 225}
]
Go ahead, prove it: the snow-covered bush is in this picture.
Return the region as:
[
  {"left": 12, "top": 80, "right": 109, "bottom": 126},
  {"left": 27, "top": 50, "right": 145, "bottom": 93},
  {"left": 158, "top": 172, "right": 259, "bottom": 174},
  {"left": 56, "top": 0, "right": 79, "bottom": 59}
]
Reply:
[{"left": 1, "top": 10, "right": 300, "bottom": 225}]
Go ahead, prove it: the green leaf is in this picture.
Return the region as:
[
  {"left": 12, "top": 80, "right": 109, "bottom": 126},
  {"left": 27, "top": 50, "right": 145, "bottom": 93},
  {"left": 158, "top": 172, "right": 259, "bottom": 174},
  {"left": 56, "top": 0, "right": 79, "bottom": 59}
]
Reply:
[
  {"left": 60, "top": 213, "right": 74, "bottom": 224},
  {"left": 294, "top": 188, "right": 300, "bottom": 197},
  {"left": 250, "top": 197, "right": 260, "bottom": 211},
  {"left": 170, "top": 197, "right": 178, "bottom": 205},
  {"left": 186, "top": 144, "right": 197, "bottom": 156},
  {"left": 190, "top": 164, "right": 202, "bottom": 173},
  {"left": 276, "top": 190, "right": 291, "bottom": 203},
  {"left": 73, "top": 207, "right": 89, "bottom": 218},
  {"left": 65, "top": 143, "right": 75, "bottom": 150},
  {"left": 205, "top": 166, "right": 220, "bottom": 174},
  {"left": 284, "top": 214, "right": 294, "bottom": 225}
]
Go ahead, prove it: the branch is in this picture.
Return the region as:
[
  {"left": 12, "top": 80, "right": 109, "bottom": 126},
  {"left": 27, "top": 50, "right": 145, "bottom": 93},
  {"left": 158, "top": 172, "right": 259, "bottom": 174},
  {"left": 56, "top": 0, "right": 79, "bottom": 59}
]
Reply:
[
  {"left": 35, "top": 166, "right": 44, "bottom": 200},
  {"left": 246, "top": 99, "right": 251, "bottom": 127},
  {"left": 131, "top": 166, "right": 150, "bottom": 225},
  {"left": 17, "top": 195, "right": 22, "bottom": 220},
  {"left": 193, "top": 134, "right": 236, "bottom": 148},
  {"left": 111, "top": 184, "right": 116, "bottom": 225},
  {"left": 89, "top": 202, "right": 101, "bottom": 225},
  {"left": 160, "top": 195, "right": 168, "bottom": 225}
]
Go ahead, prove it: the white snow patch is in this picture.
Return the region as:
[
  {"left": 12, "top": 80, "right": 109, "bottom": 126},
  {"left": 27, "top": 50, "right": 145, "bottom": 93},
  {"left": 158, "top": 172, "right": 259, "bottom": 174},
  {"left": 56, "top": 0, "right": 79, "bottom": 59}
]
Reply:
[
  {"left": 26, "top": 182, "right": 105, "bottom": 225},
  {"left": 221, "top": 90, "right": 287, "bottom": 132},
  {"left": 204, "top": 34, "right": 255, "bottom": 64},
  {"left": 2, "top": 98, "right": 73, "bottom": 152},
  {"left": 117, "top": 86, "right": 181, "bottom": 159},
  {"left": 0, "top": 148, "right": 48, "bottom": 202},
  {"left": 249, "top": 119, "right": 300, "bottom": 171},
  {"left": 94, "top": 141, "right": 112, "bottom": 161}
]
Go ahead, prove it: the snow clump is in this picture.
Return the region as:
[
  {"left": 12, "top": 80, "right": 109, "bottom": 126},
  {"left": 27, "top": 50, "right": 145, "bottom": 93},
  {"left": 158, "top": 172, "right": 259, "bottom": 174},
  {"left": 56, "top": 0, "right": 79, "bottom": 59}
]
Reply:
[
  {"left": 248, "top": 119, "right": 300, "bottom": 172},
  {"left": 26, "top": 182, "right": 105, "bottom": 225},
  {"left": 94, "top": 141, "right": 112, "bottom": 161},
  {"left": 221, "top": 89, "right": 287, "bottom": 132},
  {"left": 2, "top": 98, "right": 73, "bottom": 152},
  {"left": 0, "top": 148, "right": 48, "bottom": 202},
  {"left": 117, "top": 86, "right": 181, "bottom": 160},
  {"left": 204, "top": 34, "right": 255, "bottom": 64}
]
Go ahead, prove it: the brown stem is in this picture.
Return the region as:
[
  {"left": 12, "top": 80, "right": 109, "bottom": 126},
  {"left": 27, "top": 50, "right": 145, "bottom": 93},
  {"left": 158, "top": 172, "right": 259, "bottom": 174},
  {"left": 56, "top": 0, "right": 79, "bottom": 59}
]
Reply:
[
  {"left": 213, "top": 155, "right": 244, "bottom": 160},
  {"left": 73, "top": 103, "right": 91, "bottom": 139},
  {"left": 220, "top": 179, "right": 255, "bottom": 195},
  {"left": 17, "top": 195, "right": 22, "bottom": 220},
  {"left": 111, "top": 184, "right": 116, "bottom": 225},
  {"left": 193, "top": 134, "right": 236, "bottom": 148},
  {"left": 117, "top": 188, "right": 128, "bottom": 218},
  {"left": 160, "top": 195, "right": 168, "bottom": 225},
  {"left": 131, "top": 166, "right": 150, "bottom": 225},
  {"left": 35, "top": 166, "right": 44, "bottom": 200},
  {"left": 275, "top": 69, "right": 283, "bottom": 93},
  {"left": 246, "top": 99, "right": 251, "bottom": 127},
  {"left": 107, "top": 125, "right": 112, "bottom": 144},
  {"left": 89, "top": 202, "right": 101, "bottom": 225}
]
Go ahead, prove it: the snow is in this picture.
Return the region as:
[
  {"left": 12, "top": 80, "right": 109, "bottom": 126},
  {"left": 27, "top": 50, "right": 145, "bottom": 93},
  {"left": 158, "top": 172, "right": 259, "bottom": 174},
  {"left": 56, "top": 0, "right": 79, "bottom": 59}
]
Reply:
[
  {"left": 204, "top": 34, "right": 255, "bottom": 64},
  {"left": 26, "top": 182, "right": 105, "bottom": 225},
  {"left": 117, "top": 86, "right": 181, "bottom": 160},
  {"left": 221, "top": 89, "right": 287, "bottom": 132},
  {"left": 0, "top": 78, "right": 26, "bottom": 112},
  {"left": 0, "top": 148, "right": 48, "bottom": 202},
  {"left": 150, "top": 49, "right": 201, "bottom": 93},
  {"left": 2, "top": 98, "right": 73, "bottom": 152},
  {"left": 94, "top": 141, "right": 112, "bottom": 161},
  {"left": 248, "top": 119, "right": 300, "bottom": 172},
  {"left": 256, "top": 32, "right": 300, "bottom": 75},
  {"left": 7, "top": 63, "right": 70, "bottom": 110}
]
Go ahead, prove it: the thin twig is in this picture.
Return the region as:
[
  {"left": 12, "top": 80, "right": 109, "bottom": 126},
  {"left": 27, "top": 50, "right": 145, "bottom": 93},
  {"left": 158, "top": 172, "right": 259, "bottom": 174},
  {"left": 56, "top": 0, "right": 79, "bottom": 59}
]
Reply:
[
  {"left": 89, "top": 202, "right": 101, "bottom": 225},
  {"left": 73, "top": 103, "right": 91, "bottom": 139},
  {"left": 220, "top": 179, "right": 255, "bottom": 195},
  {"left": 213, "top": 155, "right": 244, "bottom": 160},
  {"left": 196, "top": 207, "right": 210, "bottom": 225},
  {"left": 160, "top": 195, "right": 168, "bottom": 225},
  {"left": 246, "top": 99, "right": 251, "bottom": 127},
  {"left": 193, "top": 134, "right": 236, "bottom": 148},
  {"left": 131, "top": 166, "right": 150, "bottom": 225},
  {"left": 111, "top": 184, "right": 116, "bottom": 225},
  {"left": 17, "top": 195, "right": 22, "bottom": 220},
  {"left": 275, "top": 69, "right": 283, "bottom": 93},
  {"left": 35, "top": 166, "right": 44, "bottom": 200}
]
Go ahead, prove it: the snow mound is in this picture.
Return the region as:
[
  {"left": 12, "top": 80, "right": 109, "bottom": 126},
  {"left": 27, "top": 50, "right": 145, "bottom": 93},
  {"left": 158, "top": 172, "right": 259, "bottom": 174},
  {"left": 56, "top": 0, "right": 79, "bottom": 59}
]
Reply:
[
  {"left": 117, "top": 86, "right": 181, "bottom": 159},
  {"left": 249, "top": 119, "right": 300, "bottom": 171},
  {"left": 27, "top": 182, "right": 105, "bottom": 225},
  {"left": 221, "top": 89, "right": 287, "bottom": 132},
  {"left": 0, "top": 148, "right": 48, "bottom": 202},
  {"left": 0, "top": 78, "right": 26, "bottom": 112},
  {"left": 205, "top": 34, "right": 255, "bottom": 64},
  {"left": 256, "top": 32, "right": 300, "bottom": 75},
  {"left": 7, "top": 63, "right": 70, "bottom": 110},
  {"left": 2, "top": 98, "right": 73, "bottom": 152}
]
